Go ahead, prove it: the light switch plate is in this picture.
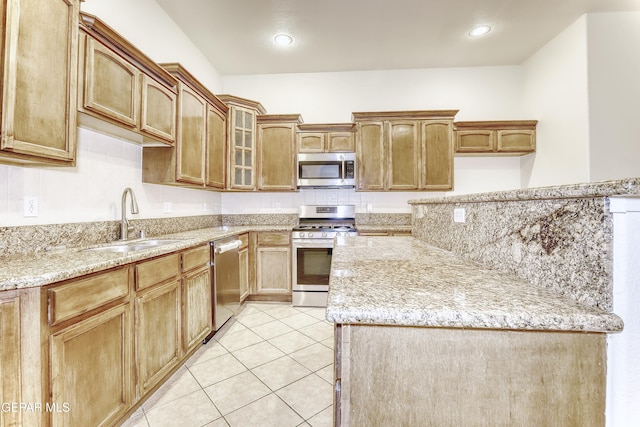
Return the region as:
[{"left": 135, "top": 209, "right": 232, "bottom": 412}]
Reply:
[{"left": 454, "top": 208, "right": 466, "bottom": 223}]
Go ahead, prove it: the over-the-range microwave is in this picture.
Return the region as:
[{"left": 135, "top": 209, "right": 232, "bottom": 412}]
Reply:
[{"left": 297, "top": 152, "right": 356, "bottom": 188}]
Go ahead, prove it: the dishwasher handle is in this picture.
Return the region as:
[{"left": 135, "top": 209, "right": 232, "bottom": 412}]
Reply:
[{"left": 214, "top": 239, "right": 242, "bottom": 254}]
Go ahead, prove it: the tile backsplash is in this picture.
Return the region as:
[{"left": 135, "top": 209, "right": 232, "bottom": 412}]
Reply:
[{"left": 0, "top": 127, "right": 222, "bottom": 227}]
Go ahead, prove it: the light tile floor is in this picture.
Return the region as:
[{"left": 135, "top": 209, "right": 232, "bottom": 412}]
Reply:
[{"left": 121, "top": 302, "right": 334, "bottom": 427}]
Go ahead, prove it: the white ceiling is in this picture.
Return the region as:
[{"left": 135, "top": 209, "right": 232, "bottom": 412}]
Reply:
[{"left": 154, "top": 0, "right": 640, "bottom": 75}]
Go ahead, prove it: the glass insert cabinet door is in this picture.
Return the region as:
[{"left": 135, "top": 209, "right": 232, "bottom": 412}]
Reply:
[{"left": 230, "top": 108, "right": 255, "bottom": 189}]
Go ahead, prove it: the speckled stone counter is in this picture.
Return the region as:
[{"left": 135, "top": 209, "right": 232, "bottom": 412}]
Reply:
[
  {"left": 0, "top": 225, "right": 292, "bottom": 291},
  {"left": 409, "top": 178, "right": 640, "bottom": 312},
  {"left": 326, "top": 236, "right": 623, "bottom": 333}
]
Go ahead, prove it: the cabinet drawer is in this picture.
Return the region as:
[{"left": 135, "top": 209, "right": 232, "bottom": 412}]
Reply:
[
  {"left": 48, "top": 267, "right": 130, "bottom": 326},
  {"left": 257, "top": 232, "right": 290, "bottom": 246},
  {"left": 239, "top": 233, "right": 249, "bottom": 249},
  {"left": 182, "top": 245, "right": 210, "bottom": 272},
  {"left": 136, "top": 253, "right": 181, "bottom": 290}
]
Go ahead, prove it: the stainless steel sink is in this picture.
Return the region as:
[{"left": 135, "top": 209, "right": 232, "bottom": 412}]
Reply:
[{"left": 84, "top": 239, "right": 184, "bottom": 253}]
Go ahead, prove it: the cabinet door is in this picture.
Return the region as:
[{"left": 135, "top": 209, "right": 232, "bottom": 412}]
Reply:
[
  {"left": 50, "top": 304, "right": 132, "bottom": 427},
  {"left": 239, "top": 246, "right": 249, "bottom": 302},
  {"left": 455, "top": 129, "right": 494, "bottom": 153},
  {"left": 387, "top": 121, "right": 420, "bottom": 190},
  {"left": 176, "top": 84, "right": 206, "bottom": 185},
  {"left": 356, "top": 122, "right": 385, "bottom": 191},
  {"left": 1, "top": 0, "right": 78, "bottom": 163},
  {"left": 497, "top": 129, "right": 535, "bottom": 153},
  {"left": 82, "top": 37, "right": 139, "bottom": 128},
  {"left": 135, "top": 279, "right": 181, "bottom": 396},
  {"left": 206, "top": 105, "right": 227, "bottom": 189},
  {"left": 327, "top": 132, "right": 355, "bottom": 152},
  {"left": 259, "top": 123, "right": 296, "bottom": 191},
  {"left": 140, "top": 74, "right": 176, "bottom": 144},
  {"left": 256, "top": 247, "right": 291, "bottom": 295},
  {"left": 422, "top": 121, "right": 454, "bottom": 190},
  {"left": 229, "top": 107, "right": 256, "bottom": 190},
  {"left": 183, "top": 266, "right": 212, "bottom": 352},
  {"left": 298, "top": 133, "right": 325, "bottom": 153},
  {"left": 1, "top": 293, "right": 21, "bottom": 427}
]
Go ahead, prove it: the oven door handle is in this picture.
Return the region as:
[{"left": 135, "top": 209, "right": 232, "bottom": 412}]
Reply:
[{"left": 292, "top": 239, "right": 335, "bottom": 249}]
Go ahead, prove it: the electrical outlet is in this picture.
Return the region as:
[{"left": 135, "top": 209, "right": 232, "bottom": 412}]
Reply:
[
  {"left": 366, "top": 202, "right": 373, "bottom": 213},
  {"left": 163, "top": 202, "right": 172, "bottom": 213},
  {"left": 454, "top": 208, "right": 466, "bottom": 223},
  {"left": 203, "top": 202, "right": 208, "bottom": 211},
  {"left": 24, "top": 196, "right": 39, "bottom": 217},
  {"left": 275, "top": 202, "right": 282, "bottom": 211}
]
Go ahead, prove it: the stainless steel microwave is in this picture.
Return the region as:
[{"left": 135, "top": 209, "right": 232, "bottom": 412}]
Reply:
[{"left": 297, "top": 152, "right": 356, "bottom": 188}]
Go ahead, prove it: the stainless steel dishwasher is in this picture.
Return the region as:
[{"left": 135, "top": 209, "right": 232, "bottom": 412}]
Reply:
[{"left": 205, "top": 236, "right": 242, "bottom": 342}]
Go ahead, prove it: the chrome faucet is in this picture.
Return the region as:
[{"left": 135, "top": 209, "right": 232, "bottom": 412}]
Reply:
[{"left": 120, "top": 188, "right": 139, "bottom": 240}]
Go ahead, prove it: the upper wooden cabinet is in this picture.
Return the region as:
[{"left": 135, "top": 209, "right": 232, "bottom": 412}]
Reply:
[
  {"left": 454, "top": 120, "right": 537, "bottom": 155},
  {"left": 353, "top": 110, "right": 458, "bottom": 191},
  {"left": 218, "top": 95, "right": 267, "bottom": 191},
  {"left": 0, "top": 0, "right": 79, "bottom": 166},
  {"left": 297, "top": 123, "right": 356, "bottom": 153},
  {"left": 258, "top": 114, "right": 303, "bottom": 191},
  {"left": 77, "top": 12, "right": 177, "bottom": 146},
  {"left": 142, "top": 63, "right": 229, "bottom": 189}
]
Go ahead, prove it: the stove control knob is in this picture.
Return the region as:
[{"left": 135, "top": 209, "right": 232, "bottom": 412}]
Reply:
[
  {"left": 308, "top": 232, "right": 314, "bottom": 238},
  {"left": 298, "top": 232, "right": 305, "bottom": 238},
  {"left": 322, "top": 232, "right": 328, "bottom": 237}
]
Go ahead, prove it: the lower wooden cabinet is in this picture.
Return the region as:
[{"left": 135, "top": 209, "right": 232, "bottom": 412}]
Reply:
[
  {"left": 0, "top": 292, "right": 22, "bottom": 427},
  {"left": 335, "top": 324, "right": 606, "bottom": 426},
  {"left": 182, "top": 266, "right": 211, "bottom": 351},
  {"left": 253, "top": 232, "right": 292, "bottom": 300},
  {"left": 50, "top": 303, "right": 132, "bottom": 427},
  {"left": 23, "top": 244, "right": 215, "bottom": 427},
  {"left": 135, "top": 279, "right": 181, "bottom": 397},
  {"left": 239, "top": 233, "right": 250, "bottom": 303},
  {"left": 181, "top": 245, "right": 212, "bottom": 352}
]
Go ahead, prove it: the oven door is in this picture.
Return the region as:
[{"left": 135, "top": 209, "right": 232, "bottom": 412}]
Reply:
[{"left": 292, "top": 238, "right": 334, "bottom": 306}]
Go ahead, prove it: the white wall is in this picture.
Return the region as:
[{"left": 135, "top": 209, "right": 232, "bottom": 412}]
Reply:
[
  {"left": 521, "top": 16, "right": 591, "bottom": 188},
  {"left": 0, "top": 129, "right": 221, "bottom": 227},
  {"left": 587, "top": 12, "right": 640, "bottom": 182}
]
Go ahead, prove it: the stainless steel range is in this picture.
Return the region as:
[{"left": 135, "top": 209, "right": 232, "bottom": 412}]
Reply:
[{"left": 292, "top": 205, "right": 357, "bottom": 307}]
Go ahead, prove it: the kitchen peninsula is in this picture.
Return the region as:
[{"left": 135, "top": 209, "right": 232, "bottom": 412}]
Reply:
[{"left": 326, "top": 236, "right": 623, "bottom": 426}]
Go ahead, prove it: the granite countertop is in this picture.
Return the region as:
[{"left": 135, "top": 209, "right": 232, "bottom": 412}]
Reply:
[
  {"left": 326, "top": 236, "right": 623, "bottom": 333},
  {"left": 0, "top": 225, "right": 291, "bottom": 291},
  {"left": 356, "top": 224, "right": 412, "bottom": 233}
]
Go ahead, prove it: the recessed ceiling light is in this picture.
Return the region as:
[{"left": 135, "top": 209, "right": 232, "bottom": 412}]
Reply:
[
  {"left": 274, "top": 33, "right": 294, "bottom": 46},
  {"left": 468, "top": 25, "right": 492, "bottom": 38}
]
